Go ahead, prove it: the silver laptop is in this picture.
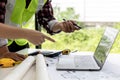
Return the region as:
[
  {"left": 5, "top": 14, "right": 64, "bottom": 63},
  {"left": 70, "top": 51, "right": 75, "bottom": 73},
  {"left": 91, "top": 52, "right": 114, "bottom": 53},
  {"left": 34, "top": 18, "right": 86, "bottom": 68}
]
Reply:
[{"left": 56, "top": 27, "right": 119, "bottom": 71}]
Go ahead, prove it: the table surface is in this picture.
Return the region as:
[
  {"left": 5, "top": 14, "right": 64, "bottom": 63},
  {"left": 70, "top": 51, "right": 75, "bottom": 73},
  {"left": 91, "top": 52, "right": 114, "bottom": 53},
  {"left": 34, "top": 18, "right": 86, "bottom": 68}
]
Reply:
[{"left": 0, "top": 48, "right": 120, "bottom": 80}]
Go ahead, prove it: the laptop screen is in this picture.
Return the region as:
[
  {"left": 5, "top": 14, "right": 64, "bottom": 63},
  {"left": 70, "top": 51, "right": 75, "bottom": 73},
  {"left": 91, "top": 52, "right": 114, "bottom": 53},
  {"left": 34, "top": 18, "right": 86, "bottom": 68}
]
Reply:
[{"left": 94, "top": 27, "right": 119, "bottom": 67}]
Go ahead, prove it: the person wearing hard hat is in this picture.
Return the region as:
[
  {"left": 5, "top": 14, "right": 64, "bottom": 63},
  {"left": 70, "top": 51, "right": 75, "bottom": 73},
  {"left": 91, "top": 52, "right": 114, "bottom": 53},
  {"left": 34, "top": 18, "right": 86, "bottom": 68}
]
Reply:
[{"left": 0, "top": 0, "right": 80, "bottom": 61}]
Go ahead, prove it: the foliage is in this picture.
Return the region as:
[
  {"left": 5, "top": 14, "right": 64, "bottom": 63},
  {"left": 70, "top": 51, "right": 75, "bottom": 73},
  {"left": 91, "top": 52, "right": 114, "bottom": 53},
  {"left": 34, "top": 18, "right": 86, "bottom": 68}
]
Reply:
[
  {"left": 42, "top": 27, "right": 120, "bottom": 53},
  {"left": 54, "top": 7, "right": 80, "bottom": 21}
]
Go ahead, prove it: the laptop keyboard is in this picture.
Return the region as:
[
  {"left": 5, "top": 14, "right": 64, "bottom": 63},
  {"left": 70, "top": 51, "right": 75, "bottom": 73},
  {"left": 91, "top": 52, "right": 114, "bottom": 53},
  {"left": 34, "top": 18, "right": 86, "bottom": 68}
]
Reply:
[
  {"left": 56, "top": 55, "right": 100, "bottom": 70},
  {"left": 74, "top": 55, "right": 99, "bottom": 69}
]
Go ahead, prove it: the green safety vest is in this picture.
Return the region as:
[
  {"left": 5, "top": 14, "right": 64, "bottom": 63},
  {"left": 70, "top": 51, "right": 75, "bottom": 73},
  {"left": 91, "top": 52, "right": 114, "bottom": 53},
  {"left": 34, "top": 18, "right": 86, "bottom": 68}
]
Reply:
[{"left": 8, "top": 0, "right": 47, "bottom": 46}]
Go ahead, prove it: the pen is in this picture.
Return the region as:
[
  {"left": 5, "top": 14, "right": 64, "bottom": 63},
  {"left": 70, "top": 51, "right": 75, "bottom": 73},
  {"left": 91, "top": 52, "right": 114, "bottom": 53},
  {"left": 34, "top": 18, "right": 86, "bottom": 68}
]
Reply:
[
  {"left": 63, "top": 19, "right": 81, "bottom": 29},
  {"left": 28, "top": 51, "right": 40, "bottom": 56}
]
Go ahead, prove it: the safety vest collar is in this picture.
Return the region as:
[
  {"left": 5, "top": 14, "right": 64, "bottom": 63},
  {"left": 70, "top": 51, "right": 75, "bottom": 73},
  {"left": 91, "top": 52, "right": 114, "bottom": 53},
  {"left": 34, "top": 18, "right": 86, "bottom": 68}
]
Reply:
[{"left": 10, "top": 0, "right": 47, "bottom": 25}]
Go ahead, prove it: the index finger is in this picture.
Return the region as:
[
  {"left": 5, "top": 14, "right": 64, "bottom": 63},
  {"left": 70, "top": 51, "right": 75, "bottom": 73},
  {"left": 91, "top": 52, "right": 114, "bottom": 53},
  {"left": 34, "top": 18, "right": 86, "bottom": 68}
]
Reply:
[{"left": 43, "top": 35, "right": 55, "bottom": 42}]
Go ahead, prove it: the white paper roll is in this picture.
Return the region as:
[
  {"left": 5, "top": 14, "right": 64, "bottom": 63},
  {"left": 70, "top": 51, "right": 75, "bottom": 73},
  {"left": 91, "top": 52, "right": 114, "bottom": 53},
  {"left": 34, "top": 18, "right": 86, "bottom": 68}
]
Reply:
[
  {"left": 36, "top": 54, "right": 50, "bottom": 80},
  {"left": 2, "top": 56, "right": 35, "bottom": 80}
]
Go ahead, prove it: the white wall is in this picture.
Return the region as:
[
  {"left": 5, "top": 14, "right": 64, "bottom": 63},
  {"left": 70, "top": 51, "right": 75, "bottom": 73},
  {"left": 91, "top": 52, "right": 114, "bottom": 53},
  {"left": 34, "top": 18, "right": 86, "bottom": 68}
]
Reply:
[{"left": 52, "top": 0, "right": 120, "bottom": 22}]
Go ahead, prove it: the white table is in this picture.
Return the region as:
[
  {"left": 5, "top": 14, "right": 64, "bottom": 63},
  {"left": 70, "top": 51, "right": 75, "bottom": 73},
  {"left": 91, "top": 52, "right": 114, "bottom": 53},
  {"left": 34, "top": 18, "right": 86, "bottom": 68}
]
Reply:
[{"left": 0, "top": 48, "right": 120, "bottom": 80}]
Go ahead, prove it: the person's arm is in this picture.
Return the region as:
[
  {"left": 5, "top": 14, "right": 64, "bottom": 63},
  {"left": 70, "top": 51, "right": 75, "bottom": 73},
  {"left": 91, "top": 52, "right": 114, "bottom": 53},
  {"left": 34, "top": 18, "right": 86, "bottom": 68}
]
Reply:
[
  {"left": 37, "top": 0, "right": 56, "bottom": 34},
  {"left": 0, "top": 23, "right": 55, "bottom": 45},
  {"left": 37, "top": 0, "right": 80, "bottom": 35}
]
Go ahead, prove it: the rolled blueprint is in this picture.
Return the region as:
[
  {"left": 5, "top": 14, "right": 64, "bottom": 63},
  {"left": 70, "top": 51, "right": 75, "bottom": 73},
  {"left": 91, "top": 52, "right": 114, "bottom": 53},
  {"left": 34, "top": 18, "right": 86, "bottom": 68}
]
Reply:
[
  {"left": 2, "top": 56, "right": 35, "bottom": 80},
  {"left": 36, "top": 54, "right": 50, "bottom": 80}
]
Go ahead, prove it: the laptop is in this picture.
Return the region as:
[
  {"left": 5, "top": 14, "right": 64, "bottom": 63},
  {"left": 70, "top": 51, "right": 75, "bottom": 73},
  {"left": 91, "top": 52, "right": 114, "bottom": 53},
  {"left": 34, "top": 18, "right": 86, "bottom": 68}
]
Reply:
[{"left": 56, "top": 27, "right": 119, "bottom": 71}]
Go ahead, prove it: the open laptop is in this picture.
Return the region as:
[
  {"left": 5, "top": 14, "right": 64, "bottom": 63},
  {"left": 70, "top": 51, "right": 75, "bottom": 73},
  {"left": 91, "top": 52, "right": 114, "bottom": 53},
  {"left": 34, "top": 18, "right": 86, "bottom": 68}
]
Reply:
[{"left": 56, "top": 27, "right": 119, "bottom": 71}]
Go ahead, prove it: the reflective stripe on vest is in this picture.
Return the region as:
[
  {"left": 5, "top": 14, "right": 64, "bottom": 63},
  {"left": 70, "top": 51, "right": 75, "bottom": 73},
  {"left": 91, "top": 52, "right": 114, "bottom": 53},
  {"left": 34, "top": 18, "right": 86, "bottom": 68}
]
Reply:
[
  {"left": 8, "top": 0, "right": 47, "bottom": 46},
  {"left": 8, "top": 39, "right": 28, "bottom": 46}
]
